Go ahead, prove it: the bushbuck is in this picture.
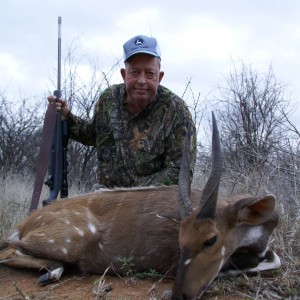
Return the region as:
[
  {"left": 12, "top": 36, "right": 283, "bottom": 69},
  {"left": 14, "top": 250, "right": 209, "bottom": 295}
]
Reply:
[{"left": 0, "top": 113, "right": 280, "bottom": 299}]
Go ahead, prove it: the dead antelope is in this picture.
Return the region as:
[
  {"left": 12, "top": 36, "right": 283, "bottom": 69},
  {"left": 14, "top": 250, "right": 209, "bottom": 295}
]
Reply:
[{"left": 0, "top": 113, "right": 280, "bottom": 300}]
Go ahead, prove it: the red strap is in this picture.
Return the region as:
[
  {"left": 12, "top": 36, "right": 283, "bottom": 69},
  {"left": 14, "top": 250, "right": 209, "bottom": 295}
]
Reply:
[{"left": 29, "top": 104, "right": 58, "bottom": 212}]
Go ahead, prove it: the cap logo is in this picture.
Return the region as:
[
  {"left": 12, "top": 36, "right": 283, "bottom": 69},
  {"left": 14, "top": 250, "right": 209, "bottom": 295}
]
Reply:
[
  {"left": 123, "top": 35, "right": 161, "bottom": 62},
  {"left": 135, "top": 38, "right": 144, "bottom": 46}
]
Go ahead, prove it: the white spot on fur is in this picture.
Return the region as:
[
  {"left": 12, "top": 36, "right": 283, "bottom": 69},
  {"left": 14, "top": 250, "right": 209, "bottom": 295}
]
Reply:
[
  {"left": 221, "top": 246, "right": 226, "bottom": 257},
  {"left": 65, "top": 238, "right": 71, "bottom": 243},
  {"left": 74, "top": 211, "right": 81, "bottom": 216},
  {"left": 88, "top": 223, "right": 97, "bottom": 234},
  {"left": 48, "top": 239, "right": 54, "bottom": 244},
  {"left": 36, "top": 215, "right": 42, "bottom": 220},
  {"left": 35, "top": 233, "right": 45, "bottom": 237},
  {"left": 61, "top": 247, "right": 68, "bottom": 255},
  {"left": 15, "top": 250, "right": 28, "bottom": 257},
  {"left": 156, "top": 214, "right": 165, "bottom": 219},
  {"left": 74, "top": 227, "right": 84, "bottom": 237},
  {"left": 184, "top": 259, "right": 192, "bottom": 266},
  {"left": 65, "top": 219, "right": 70, "bottom": 225}
]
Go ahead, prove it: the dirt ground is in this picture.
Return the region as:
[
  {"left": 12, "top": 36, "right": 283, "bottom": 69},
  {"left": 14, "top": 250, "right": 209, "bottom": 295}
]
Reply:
[
  {"left": 0, "top": 265, "right": 244, "bottom": 300},
  {"left": 0, "top": 265, "right": 173, "bottom": 300}
]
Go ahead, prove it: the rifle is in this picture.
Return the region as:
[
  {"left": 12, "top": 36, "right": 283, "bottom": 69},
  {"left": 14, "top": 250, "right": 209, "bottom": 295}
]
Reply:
[
  {"left": 43, "top": 16, "right": 69, "bottom": 205},
  {"left": 29, "top": 17, "right": 69, "bottom": 212}
]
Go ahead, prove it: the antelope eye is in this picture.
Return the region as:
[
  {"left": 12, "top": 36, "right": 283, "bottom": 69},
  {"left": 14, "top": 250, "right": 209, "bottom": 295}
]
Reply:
[{"left": 203, "top": 236, "right": 217, "bottom": 248}]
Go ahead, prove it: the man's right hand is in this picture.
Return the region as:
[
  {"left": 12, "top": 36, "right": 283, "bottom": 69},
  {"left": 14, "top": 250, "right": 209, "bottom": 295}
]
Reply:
[{"left": 47, "top": 95, "right": 70, "bottom": 121}]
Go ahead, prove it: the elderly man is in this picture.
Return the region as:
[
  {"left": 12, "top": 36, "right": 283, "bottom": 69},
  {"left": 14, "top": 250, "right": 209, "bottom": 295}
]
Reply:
[{"left": 49, "top": 35, "right": 196, "bottom": 187}]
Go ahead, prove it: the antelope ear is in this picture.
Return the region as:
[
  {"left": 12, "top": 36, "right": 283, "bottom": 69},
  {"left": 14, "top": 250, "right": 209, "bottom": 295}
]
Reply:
[{"left": 234, "top": 196, "right": 276, "bottom": 225}]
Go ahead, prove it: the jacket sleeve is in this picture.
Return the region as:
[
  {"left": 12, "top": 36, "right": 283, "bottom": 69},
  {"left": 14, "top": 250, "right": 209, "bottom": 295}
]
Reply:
[{"left": 66, "top": 102, "right": 100, "bottom": 147}]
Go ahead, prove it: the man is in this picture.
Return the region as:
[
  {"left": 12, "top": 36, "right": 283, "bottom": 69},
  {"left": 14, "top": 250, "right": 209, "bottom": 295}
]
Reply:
[{"left": 49, "top": 35, "right": 196, "bottom": 187}]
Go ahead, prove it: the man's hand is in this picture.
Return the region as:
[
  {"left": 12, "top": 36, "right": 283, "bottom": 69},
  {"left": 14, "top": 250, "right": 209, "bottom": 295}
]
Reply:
[{"left": 47, "top": 95, "right": 70, "bottom": 121}]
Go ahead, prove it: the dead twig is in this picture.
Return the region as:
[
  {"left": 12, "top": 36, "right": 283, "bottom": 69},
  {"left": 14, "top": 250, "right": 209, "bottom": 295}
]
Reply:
[{"left": 13, "top": 282, "right": 30, "bottom": 300}]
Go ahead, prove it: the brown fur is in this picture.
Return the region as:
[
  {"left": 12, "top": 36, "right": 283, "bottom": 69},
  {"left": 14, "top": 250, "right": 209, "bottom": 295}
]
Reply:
[{"left": 0, "top": 188, "right": 278, "bottom": 283}]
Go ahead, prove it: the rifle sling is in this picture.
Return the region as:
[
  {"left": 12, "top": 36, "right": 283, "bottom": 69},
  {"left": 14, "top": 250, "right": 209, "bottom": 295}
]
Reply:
[{"left": 29, "top": 104, "right": 58, "bottom": 212}]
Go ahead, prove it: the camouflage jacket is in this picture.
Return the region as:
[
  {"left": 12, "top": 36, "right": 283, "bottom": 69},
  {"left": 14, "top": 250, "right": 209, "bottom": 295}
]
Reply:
[{"left": 67, "top": 83, "right": 196, "bottom": 187}]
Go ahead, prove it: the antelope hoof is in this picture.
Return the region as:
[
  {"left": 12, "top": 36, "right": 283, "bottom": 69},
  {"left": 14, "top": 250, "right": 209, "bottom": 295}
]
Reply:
[{"left": 38, "top": 266, "right": 64, "bottom": 285}]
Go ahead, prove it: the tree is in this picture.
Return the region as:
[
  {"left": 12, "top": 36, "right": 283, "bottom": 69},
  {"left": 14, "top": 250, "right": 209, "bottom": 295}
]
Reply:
[
  {"left": 0, "top": 95, "right": 42, "bottom": 178},
  {"left": 216, "top": 62, "right": 292, "bottom": 172},
  {"left": 213, "top": 61, "right": 300, "bottom": 217}
]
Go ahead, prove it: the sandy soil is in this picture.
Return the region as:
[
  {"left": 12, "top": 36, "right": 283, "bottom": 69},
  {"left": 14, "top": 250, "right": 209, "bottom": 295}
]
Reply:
[
  {"left": 0, "top": 265, "right": 174, "bottom": 300},
  {"left": 0, "top": 265, "right": 244, "bottom": 300}
]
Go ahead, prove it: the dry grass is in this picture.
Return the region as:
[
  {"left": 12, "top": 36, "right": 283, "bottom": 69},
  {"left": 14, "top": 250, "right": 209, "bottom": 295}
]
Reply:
[
  {"left": 0, "top": 174, "right": 82, "bottom": 239},
  {"left": 0, "top": 174, "right": 299, "bottom": 299},
  {"left": 0, "top": 174, "right": 31, "bottom": 238}
]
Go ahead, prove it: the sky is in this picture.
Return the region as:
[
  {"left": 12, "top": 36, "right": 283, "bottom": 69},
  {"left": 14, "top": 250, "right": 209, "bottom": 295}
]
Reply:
[{"left": 1, "top": 0, "right": 300, "bottom": 125}]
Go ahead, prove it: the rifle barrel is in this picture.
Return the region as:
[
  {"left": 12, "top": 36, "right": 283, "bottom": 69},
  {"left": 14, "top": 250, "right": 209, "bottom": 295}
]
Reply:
[{"left": 56, "top": 16, "right": 62, "bottom": 97}]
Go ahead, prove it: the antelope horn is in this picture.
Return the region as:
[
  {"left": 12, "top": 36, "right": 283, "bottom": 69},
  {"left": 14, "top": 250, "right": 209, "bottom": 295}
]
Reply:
[
  {"left": 197, "top": 112, "right": 222, "bottom": 220},
  {"left": 178, "top": 123, "right": 193, "bottom": 218}
]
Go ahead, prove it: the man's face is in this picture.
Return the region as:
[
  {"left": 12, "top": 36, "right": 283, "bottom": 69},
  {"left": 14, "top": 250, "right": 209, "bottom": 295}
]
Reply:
[{"left": 121, "top": 54, "right": 164, "bottom": 111}]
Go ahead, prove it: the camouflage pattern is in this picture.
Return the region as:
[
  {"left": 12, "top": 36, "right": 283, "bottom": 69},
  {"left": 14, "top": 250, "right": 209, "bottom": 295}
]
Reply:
[{"left": 67, "top": 83, "right": 196, "bottom": 187}]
